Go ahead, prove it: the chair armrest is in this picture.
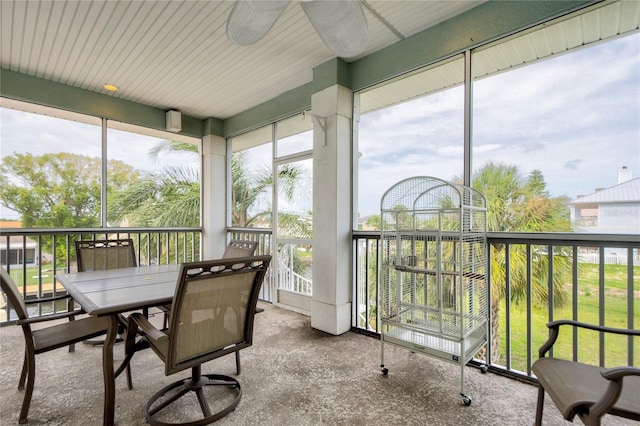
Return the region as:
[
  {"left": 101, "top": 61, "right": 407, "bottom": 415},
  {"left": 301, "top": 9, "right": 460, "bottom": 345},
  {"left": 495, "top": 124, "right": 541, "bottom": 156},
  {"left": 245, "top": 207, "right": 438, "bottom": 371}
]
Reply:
[
  {"left": 590, "top": 366, "right": 640, "bottom": 419},
  {"left": 128, "top": 312, "right": 167, "bottom": 342},
  {"left": 23, "top": 294, "right": 72, "bottom": 305},
  {"left": 601, "top": 366, "right": 640, "bottom": 381},
  {"left": 17, "top": 309, "right": 84, "bottom": 325},
  {"left": 538, "top": 320, "right": 640, "bottom": 358}
]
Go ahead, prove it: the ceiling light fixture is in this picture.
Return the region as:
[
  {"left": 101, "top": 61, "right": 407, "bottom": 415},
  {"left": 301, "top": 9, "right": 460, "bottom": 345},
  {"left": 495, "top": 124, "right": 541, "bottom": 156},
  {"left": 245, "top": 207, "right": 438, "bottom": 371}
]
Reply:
[{"left": 104, "top": 84, "right": 118, "bottom": 92}]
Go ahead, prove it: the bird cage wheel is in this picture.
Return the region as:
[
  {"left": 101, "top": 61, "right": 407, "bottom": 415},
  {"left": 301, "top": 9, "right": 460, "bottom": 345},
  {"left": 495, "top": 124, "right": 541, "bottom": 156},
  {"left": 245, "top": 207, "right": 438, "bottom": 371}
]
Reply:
[
  {"left": 461, "top": 394, "right": 472, "bottom": 406},
  {"left": 381, "top": 365, "right": 389, "bottom": 375},
  {"left": 480, "top": 364, "right": 488, "bottom": 374}
]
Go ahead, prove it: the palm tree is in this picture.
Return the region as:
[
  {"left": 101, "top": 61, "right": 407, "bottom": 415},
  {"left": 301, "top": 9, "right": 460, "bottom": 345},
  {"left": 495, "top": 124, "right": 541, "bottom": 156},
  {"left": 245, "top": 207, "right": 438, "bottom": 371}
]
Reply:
[
  {"left": 108, "top": 166, "right": 200, "bottom": 227},
  {"left": 231, "top": 151, "right": 306, "bottom": 234},
  {"left": 108, "top": 141, "right": 310, "bottom": 263},
  {"left": 470, "top": 162, "right": 572, "bottom": 363}
]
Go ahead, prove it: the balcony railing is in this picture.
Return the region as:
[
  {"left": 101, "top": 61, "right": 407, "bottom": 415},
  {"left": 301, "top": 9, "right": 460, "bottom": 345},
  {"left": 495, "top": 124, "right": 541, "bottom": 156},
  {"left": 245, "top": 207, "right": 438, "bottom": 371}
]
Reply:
[
  {"left": 1, "top": 227, "right": 201, "bottom": 322},
  {"left": 353, "top": 231, "right": 639, "bottom": 382},
  {"left": 2, "top": 226, "right": 638, "bottom": 386}
]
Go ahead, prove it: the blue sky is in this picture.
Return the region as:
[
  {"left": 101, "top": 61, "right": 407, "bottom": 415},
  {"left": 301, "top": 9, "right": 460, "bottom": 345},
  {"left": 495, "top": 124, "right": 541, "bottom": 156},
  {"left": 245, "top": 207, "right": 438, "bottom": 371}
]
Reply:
[{"left": 356, "top": 32, "right": 639, "bottom": 217}]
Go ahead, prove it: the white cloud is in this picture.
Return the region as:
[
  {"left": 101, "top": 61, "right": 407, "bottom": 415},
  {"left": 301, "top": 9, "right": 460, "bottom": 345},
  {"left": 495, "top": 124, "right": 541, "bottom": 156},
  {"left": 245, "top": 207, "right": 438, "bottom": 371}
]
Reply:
[{"left": 357, "top": 33, "right": 639, "bottom": 216}]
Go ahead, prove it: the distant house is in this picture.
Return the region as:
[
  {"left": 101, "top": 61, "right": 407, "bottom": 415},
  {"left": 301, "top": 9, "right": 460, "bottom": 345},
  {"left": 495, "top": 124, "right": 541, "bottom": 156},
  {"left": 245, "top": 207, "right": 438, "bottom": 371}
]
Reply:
[
  {"left": 0, "top": 221, "right": 38, "bottom": 266},
  {"left": 569, "top": 170, "right": 640, "bottom": 235}
]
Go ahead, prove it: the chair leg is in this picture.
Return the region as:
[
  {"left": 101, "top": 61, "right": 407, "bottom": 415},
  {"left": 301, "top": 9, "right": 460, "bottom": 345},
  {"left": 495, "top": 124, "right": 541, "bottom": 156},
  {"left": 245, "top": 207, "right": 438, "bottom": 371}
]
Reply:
[
  {"left": 117, "top": 324, "right": 136, "bottom": 390},
  {"left": 18, "top": 353, "right": 27, "bottom": 390},
  {"left": 19, "top": 352, "right": 36, "bottom": 424},
  {"left": 162, "top": 312, "right": 169, "bottom": 330},
  {"left": 144, "top": 371, "right": 242, "bottom": 426},
  {"left": 534, "top": 385, "right": 545, "bottom": 426},
  {"left": 67, "top": 300, "right": 76, "bottom": 352},
  {"left": 235, "top": 351, "right": 241, "bottom": 375},
  {"left": 126, "top": 364, "right": 133, "bottom": 390}
]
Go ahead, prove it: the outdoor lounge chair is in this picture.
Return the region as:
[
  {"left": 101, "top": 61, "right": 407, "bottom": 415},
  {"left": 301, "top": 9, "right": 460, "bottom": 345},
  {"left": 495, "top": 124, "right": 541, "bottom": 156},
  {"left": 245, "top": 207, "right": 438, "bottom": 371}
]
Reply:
[
  {"left": 0, "top": 267, "right": 109, "bottom": 424},
  {"left": 532, "top": 319, "right": 640, "bottom": 426},
  {"left": 123, "top": 255, "right": 271, "bottom": 425}
]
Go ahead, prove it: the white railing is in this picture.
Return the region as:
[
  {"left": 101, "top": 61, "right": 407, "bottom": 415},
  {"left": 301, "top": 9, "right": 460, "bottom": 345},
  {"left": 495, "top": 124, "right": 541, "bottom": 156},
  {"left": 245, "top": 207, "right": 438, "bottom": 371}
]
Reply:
[{"left": 278, "top": 266, "right": 312, "bottom": 295}]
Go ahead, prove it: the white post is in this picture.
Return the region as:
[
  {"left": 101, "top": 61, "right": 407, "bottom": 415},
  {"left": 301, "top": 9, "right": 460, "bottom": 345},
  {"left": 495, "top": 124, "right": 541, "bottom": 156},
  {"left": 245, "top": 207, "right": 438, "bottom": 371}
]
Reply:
[
  {"left": 311, "top": 85, "right": 353, "bottom": 335},
  {"left": 201, "top": 134, "right": 227, "bottom": 259}
]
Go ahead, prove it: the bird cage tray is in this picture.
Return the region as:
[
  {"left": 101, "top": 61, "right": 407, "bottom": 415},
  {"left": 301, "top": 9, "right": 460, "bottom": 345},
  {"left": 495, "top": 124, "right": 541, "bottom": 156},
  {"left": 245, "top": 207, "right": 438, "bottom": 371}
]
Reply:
[{"left": 382, "top": 315, "right": 487, "bottom": 365}]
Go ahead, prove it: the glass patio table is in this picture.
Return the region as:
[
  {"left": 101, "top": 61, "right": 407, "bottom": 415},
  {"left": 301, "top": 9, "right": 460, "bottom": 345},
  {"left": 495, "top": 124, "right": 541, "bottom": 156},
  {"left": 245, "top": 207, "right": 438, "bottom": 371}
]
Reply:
[{"left": 57, "top": 264, "right": 181, "bottom": 426}]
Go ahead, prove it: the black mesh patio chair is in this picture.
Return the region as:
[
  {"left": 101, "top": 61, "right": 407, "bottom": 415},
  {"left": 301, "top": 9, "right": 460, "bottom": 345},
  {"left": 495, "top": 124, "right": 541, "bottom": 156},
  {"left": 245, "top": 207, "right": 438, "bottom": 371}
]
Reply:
[
  {"left": 532, "top": 319, "right": 640, "bottom": 426},
  {"left": 123, "top": 255, "right": 271, "bottom": 426},
  {"left": 1, "top": 267, "right": 109, "bottom": 424}
]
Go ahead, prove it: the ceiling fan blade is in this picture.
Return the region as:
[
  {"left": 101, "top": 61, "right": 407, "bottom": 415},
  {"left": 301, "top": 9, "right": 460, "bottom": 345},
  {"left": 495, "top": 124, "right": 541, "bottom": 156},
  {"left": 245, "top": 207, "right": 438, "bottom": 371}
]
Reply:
[
  {"left": 301, "top": 0, "right": 369, "bottom": 58},
  {"left": 227, "top": 0, "right": 290, "bottom": 46}
]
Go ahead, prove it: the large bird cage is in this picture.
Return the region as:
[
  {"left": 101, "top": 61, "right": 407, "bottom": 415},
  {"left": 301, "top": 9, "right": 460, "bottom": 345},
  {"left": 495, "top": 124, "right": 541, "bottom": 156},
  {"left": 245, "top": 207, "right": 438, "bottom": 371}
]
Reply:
[{"left": 379, "top": 176, "right": 488, "bottom": 406}]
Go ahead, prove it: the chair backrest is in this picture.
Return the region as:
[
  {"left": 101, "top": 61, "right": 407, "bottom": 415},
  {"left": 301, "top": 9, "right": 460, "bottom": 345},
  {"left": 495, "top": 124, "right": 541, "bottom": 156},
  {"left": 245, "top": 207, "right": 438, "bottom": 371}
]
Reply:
[
  {"left": 75, "top": 239, "right": 137, "bottom": 272},
  {"left": 0, "top": 268, "right": 29, "bottom": 321},
  {"left": 165, "top": 255, "right": 271, "bottom": 375},
  {"left": 222, "top": 240, "right": 258, "bottom": 258}
]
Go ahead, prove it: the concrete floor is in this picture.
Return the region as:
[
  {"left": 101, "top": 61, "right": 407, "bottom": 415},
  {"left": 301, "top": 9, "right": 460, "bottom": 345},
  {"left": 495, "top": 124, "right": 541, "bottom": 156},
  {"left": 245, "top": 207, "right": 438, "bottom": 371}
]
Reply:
[{"left": 0, "top": 303, "right": 636, "bottom": 426}]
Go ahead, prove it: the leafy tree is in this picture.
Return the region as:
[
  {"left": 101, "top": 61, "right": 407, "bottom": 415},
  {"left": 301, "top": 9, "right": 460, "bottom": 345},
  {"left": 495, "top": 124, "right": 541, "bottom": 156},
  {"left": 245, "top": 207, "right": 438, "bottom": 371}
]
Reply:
[
  {"left": 0, "top": 152, "right": 138, "bottom": 260},
  {"left": 470, "top": 162, "right": 572, "bottom": 363},
  {"left": 363, "top": 214, "right": 381, "bottom": 230},
  {"left": 107, "top": 166, "right": 200, "bottom": 227},
  {"left": 0, "top": 152, "right": 138, "bottom": 228}
]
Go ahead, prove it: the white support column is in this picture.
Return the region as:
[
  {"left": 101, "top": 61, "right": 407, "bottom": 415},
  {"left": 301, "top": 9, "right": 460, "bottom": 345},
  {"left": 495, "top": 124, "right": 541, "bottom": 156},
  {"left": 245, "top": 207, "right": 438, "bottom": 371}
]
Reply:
[
  {"left": 201, "top": 134, "right": 227, "bottom": 259},
  {"left": 311, "top": 85, "right": 353, "bottom": 335}
]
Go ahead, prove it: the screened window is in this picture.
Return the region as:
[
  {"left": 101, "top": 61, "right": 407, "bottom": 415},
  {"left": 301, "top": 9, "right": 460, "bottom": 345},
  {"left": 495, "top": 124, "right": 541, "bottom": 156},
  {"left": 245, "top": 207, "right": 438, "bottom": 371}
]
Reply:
[
  {"left": 0, "top": 100, "right": 102, "bottom": 228},
  {"left": 230, "top": 126, "right": 274, "bottom": 228},
  {"left": 472, "top": 12, "right": 639, "bottom": 234},
  {"left": 106, "top": 122, "right": 201, "bottom": 227},
  {"left": 356, "top": 2, "right": 639, "bottom": 234},
  {"left": 356, "top": 56, "right": 465, "bottom": 229},
  {"left": 0, "top": 99, "right": 201, "bottom": 229}
]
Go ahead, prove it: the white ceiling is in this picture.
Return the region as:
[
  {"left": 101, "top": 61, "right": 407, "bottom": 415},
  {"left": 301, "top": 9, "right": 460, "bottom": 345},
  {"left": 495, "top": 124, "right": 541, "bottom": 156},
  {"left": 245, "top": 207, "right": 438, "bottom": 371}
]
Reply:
[{"left": 0, "top": 0, "right": 484, "bottom": 120}]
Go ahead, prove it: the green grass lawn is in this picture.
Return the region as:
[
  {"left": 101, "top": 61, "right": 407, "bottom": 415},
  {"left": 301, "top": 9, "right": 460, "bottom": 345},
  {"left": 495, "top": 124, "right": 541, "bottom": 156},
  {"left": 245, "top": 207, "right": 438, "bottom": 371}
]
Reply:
[
  {"left": 7, "top": 265, "right": 67, "bottom": 293},
  {"left": 497, "top": 263, "right": 640, "bottom": 371}
]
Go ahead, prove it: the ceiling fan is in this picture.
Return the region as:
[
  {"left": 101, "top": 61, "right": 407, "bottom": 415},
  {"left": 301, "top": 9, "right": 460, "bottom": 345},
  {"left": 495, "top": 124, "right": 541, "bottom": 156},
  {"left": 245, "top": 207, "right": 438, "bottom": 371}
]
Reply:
[{"left": 226, "top": 0, "right": 369, "bottom": 58}]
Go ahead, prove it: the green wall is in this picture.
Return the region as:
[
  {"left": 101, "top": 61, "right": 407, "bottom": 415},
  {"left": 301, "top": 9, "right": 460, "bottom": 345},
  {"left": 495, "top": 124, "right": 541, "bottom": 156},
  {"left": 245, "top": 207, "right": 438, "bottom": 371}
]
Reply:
[
  {"left": 0, "top": 0, "right": 595, "bottom": 139},
  {"left": 0, "top": 68, "right": 209, "bottom": 138}
]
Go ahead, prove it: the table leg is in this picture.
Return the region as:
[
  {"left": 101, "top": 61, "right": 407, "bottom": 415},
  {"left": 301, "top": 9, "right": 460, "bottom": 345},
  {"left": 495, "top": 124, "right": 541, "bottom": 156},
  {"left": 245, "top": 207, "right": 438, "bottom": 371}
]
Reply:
[{"left": 102, "top": 315, "right": 118, "bottom": 426}]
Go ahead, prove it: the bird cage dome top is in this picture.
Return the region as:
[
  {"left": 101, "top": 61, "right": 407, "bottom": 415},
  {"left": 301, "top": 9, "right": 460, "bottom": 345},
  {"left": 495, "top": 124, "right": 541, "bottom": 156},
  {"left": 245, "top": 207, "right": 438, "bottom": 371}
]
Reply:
[{"left": 380, "top": 176, "right": 486, "bottom": 211}]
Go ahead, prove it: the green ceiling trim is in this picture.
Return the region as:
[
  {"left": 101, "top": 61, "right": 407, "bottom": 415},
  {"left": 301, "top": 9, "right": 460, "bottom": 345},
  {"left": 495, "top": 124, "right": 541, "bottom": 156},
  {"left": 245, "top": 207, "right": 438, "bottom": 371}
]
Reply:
[
  {"left": 223, "top": 82, "right": 313, "bottom": 137},
  {"left": 313, "top": 58, "right": 352, "bottom": 93},
  {"left": 202, "top": 117, "right": 224, "bottom": 136},
  {"left": 0, "top": 68, "right": 208, "bottom": 138},
  {"left": 350, "top": 0, "right": 596, "bottom": 91}
]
